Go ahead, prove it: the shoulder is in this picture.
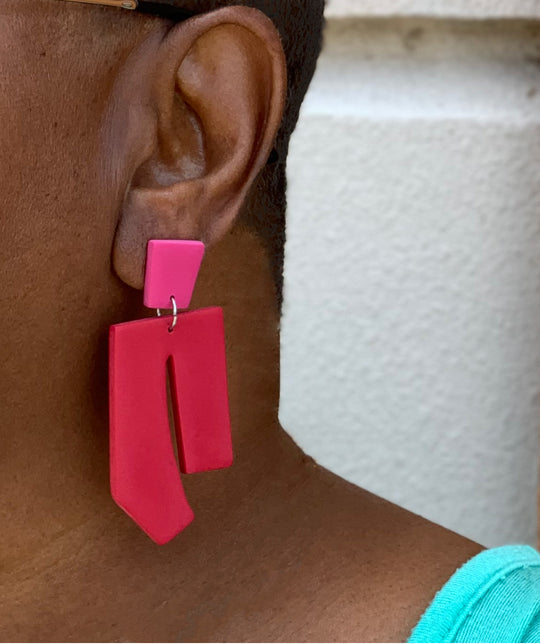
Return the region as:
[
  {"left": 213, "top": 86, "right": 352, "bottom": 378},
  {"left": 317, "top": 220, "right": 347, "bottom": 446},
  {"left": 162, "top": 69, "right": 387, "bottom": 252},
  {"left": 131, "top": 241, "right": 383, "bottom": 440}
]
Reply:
[{"left": 275, "top": 463, "right": 486, "bottom": 642}]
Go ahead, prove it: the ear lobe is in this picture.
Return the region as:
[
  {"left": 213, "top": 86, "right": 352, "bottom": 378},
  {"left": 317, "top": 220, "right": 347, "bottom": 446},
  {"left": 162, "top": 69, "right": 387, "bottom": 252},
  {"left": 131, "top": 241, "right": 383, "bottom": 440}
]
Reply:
[{"left": 111, "top": 7, "right": 287, "bottom": 291}]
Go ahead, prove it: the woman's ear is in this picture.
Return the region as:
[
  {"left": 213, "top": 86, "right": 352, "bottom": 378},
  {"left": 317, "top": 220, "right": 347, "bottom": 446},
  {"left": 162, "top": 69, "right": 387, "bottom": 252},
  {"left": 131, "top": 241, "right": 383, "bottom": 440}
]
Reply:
[{"left": 106, "top": 6, "right": 287, "bottom": 290}]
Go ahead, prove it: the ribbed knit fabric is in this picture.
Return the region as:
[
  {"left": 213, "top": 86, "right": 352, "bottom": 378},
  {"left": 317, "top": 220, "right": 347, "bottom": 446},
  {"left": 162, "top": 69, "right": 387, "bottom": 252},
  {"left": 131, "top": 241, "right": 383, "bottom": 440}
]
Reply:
[{"left": 408, "top": 544, "right": 540, "bottom": 643}]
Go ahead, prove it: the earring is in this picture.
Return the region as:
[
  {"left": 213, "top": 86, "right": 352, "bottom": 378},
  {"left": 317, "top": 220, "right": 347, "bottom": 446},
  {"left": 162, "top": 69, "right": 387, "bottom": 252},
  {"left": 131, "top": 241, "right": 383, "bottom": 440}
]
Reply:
[{"left": 109, "top": 240, "right": 233, "bottom": 545}]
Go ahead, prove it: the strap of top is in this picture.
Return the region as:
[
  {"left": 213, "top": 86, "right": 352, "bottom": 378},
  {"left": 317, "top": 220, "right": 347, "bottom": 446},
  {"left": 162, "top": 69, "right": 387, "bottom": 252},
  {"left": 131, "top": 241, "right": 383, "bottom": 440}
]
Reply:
[{"left": 408, "top": 544, "right": 540, "bottom": 643}]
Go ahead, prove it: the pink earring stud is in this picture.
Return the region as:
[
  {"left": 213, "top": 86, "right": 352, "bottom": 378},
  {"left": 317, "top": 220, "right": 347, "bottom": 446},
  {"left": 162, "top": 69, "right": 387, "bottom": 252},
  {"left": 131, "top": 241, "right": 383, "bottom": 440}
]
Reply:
[{"left": 143, "top": 240, "right": 205, "bottom": 309}]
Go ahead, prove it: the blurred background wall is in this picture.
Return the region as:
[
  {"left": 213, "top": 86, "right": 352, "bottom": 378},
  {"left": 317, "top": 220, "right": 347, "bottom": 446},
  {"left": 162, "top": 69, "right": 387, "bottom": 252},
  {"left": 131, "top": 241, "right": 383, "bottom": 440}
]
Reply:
[{"left": 279, "top": 0, "right": 540, "bottom": 548}]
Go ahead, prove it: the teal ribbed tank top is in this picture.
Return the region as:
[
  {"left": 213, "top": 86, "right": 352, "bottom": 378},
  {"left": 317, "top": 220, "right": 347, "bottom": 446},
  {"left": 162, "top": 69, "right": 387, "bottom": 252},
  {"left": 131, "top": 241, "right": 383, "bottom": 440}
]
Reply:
[{"left": 408, "top": 544, "right": 540, "bottom": 643}]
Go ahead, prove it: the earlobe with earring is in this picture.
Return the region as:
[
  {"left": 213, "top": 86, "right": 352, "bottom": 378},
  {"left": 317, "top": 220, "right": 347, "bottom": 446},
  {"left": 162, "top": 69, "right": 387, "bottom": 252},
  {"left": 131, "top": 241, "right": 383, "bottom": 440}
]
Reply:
[{"left": 108, "top": 240, "right": 233, "bottom": 545}]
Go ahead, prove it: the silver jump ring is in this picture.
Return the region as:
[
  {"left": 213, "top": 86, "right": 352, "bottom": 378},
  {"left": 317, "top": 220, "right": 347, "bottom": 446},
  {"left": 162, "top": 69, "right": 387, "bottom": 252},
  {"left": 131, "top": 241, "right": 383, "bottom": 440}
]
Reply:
[{"left": 156, "top": 295, "right": 178, "bottom": 333}]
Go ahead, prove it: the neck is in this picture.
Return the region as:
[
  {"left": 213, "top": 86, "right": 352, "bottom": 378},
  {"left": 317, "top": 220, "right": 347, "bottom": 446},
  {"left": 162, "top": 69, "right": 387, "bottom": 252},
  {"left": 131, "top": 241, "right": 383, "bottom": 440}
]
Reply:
[
  {"left": 0, "top": 224, "right": 300, "bottom": 565},
  {"left": 0, "top": 226, "right": 320, "bottom": 641},
  {"left": 0, "top": 224, "right": 484, "bottom": 642}
]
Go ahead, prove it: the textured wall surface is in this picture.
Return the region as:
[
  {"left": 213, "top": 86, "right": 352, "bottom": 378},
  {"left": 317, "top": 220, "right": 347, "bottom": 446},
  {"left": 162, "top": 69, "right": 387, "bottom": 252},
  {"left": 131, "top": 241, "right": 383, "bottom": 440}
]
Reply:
[
  {"left": 280, "top": 16, "right": 540, "bottom": 548},
  {"left": 327, "top": 0, "right": 540, "bottom": 19}
]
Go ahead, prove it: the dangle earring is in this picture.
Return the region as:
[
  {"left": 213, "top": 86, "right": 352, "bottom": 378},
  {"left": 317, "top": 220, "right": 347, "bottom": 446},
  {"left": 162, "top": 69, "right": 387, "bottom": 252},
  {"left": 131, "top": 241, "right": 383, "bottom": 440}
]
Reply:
[{"left": 109, "top": 240, "right": 233, "bottom": 545}]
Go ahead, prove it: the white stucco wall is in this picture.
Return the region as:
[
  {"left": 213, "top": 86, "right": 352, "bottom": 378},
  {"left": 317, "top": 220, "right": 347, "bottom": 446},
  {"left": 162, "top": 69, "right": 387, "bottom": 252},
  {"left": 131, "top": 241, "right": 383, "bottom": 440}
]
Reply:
[
  {"left": 326, "top": 0, "right": 540, "bottom": 19},
  {"left": 280, "top": 11, "right": 540, "bottom": 548}
]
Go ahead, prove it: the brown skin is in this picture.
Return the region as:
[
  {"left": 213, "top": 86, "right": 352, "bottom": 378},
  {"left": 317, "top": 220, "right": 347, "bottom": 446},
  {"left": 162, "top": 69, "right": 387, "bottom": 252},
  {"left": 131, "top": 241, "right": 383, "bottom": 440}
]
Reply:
[{"left": 0, "top": 1, "right": 483, "bottom": 641}]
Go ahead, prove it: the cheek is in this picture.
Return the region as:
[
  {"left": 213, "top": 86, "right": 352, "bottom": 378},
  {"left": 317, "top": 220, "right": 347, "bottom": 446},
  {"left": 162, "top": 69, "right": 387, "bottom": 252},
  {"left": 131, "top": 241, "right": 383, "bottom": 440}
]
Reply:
[
  {"left": 0, "top": 44, "right": 113, "bottom": 324},
  {"left": 0, "top": 62, "right": 71, "bottom": 258},
  {"left": 0, "top": 11, "right": 107, "bottom": 224},
  {"left": 0, "top": 31, "right": 35, "bottom": 184},
  {"left": 0, "top": 26, "right": 69, "bottom": 231}
]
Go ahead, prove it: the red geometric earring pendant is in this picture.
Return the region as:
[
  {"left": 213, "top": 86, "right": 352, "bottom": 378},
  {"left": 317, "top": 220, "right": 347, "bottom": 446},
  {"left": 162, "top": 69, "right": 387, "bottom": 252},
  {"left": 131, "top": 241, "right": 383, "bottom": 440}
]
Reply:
[{"left": 109, "top": 240, "right": 233, "bottom": 545}]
